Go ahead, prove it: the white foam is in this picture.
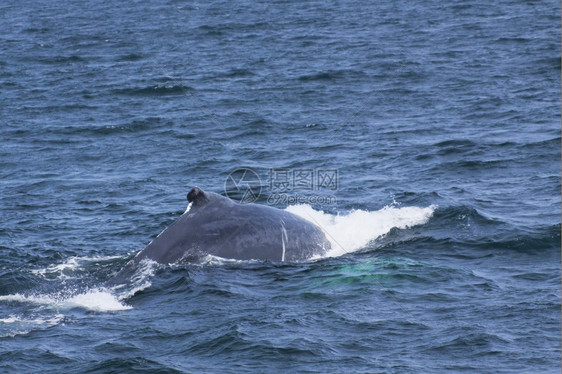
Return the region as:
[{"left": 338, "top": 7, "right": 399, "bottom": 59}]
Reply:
[
  {"left": 196, "top": 254, "right": 257, "bottom": 266},
  {"left": 0, "top": 314, "right": 65, "bottom": 338},
  {"left": 0, "top": 288, "right": 131, "bottom": 312},
  {"left": 114, "top": 258, "right": 158, "bottom": 300},
  {"left": 31, "top": 255, "right": 121, "bottom": 280},
  {"left": 0, "top": 314, "right": 64, "bottom": 325},
  {"left": 0, "top": 316, "right": 21, "bottom": 323},
  {"left": 285, "top": 203, "right": 436, "bottom": 258},
  {"left": 64, "top": 289, "right": 131, "bottom": 311}
]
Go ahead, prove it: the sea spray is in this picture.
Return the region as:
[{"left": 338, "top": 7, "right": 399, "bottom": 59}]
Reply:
[{"left": 286, "top": 204, "right": 436, "bottom": 258}]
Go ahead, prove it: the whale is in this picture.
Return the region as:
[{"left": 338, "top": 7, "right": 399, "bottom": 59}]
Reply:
[{"left": 111, "top": 187, "right": 331, "bottom": 281}]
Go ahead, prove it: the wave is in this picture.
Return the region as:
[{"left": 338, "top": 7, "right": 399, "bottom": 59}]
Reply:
[
  {"left": 0, "top": 288, "right": 130, "bottom": 313},
  {"left": 286, "top": 204, "right": 436, "bottom": 258},
  {"left": 31, "top": 255, "right": 121, "bottom": 280},
  {"left": 297, "top": 69, "right": 367, "bottom": 82},
  {"left": 215, "top": 68, "right": 256, "bottom": 78},
  {"left": 112, "top": 84, "right": 192, "bottom": 97},
  {"left": 24, "top": 55, "right": 86, "bottom": 65},
  {"left": 0, "top": 255, "right": 143, "bottom": 317},
  {"left": 110, "top": 258, "right": 160, "bottom": 300},
  {"left": 0, "top": 256, "right": 158, "bottom": 331},
  {"left": 0, "top": 314, "right": 65, "bottom": 338}
]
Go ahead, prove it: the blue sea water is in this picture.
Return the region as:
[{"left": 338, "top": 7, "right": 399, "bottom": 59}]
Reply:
[{"left": 0, "top": 0, "right": 560, "bottom": 372}]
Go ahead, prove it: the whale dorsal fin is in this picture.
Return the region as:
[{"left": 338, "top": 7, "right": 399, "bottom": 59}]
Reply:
[{"left": 187, "top": 187, "right": 209, "bottom": 207}]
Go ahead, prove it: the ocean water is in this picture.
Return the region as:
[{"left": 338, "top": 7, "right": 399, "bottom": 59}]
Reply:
[{"left": 0, "top": 0, "right": 560, "bottom": 372}]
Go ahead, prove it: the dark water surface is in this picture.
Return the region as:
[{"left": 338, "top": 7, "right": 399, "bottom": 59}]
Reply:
[{"left": 1, "top": 0, "right": 560, "bottom": 373}]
